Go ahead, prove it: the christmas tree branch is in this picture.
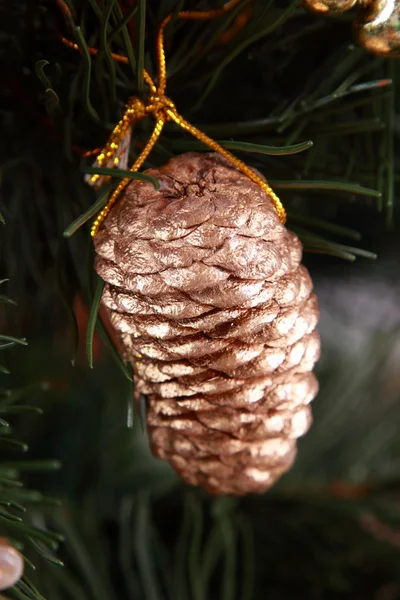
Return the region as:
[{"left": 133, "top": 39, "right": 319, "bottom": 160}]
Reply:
[{"left": 0, "top": 288, "right": 62, "bottom": 600}]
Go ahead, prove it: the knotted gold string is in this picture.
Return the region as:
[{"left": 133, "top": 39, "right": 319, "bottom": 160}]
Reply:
[{"left": 58, "top": 0, "right": 286, "bottom": 237}]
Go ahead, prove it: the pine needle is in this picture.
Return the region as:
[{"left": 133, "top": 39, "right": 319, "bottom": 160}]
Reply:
[
  {"left": 167, "top": 139, "right": 313, "bottom": 156},
  {"left": 270, "top": 180, "right": 381, "bottom": 198},
  {"left": 136, "top": 0, "right": 147, "bottom": 96},
  {"left": 86, "top": 277, "right": 104, "bottom": 369},
  {"left": 80, "top": 167, "right": 160, "bottom": 188}
]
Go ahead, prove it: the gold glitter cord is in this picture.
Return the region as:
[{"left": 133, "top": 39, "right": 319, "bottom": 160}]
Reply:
[
  {"left": 156, "top": 0, "right": 243, "bottom": 96},
  {"left": 58, "top": 0, "right": 287, "bottom": 236},
  {"left": 91, "top": 118, "right": 166, "bottom": 237},
  {"left": 86, "top": 97, "right": 148, "bottom": 187}
]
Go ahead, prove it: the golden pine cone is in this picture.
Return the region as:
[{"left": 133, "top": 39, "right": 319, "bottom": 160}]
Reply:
[{"left": 94, "top": 153, "right": 320, "bottom": 495}]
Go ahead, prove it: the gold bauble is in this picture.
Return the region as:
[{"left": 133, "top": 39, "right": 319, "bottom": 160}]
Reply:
[
  {"left": 355, "top": 0, "right": 400, "bottom": 57},
  {"left": 0, "top": 540, "right": 24, "bottom": 591},
  {"left": 302, "top": 0, "right": 357, "bottom": 15}
]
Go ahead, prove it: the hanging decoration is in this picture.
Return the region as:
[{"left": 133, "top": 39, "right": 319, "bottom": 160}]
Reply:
[{"left": 59, "top": 1, "right": 320, "bottom": 495}]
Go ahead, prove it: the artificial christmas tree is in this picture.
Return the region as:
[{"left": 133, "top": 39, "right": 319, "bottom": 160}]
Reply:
[{"left": 1, "top": 1, "right": 399, "bottom": 599}]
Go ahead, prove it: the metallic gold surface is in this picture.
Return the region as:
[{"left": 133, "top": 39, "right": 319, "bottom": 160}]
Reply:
[
  {"left": 95, "top": 153, "right": 321, "bottom": 495},
  {"left": 302, "top": 0, "right": 357, "bottom": 14},
  {"left": 355, "top": 0, "right": 400, "bottom": 57}
]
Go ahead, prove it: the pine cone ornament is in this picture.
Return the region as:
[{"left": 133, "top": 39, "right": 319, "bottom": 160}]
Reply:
[{"left": 94, "top": 153, "right": 320, "bottom": 495}]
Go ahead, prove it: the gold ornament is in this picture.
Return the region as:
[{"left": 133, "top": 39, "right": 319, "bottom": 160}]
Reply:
[
  {"left": 0, "top": 539, "right": 24, "bottom": 591},
  {"left": 355, "top": 0, "right": 400, "bottom": 57},
  {"left": 302, "top": 0, "right": 357, "bottom": 16},
  {"left": 94, "top": 153, "right": 321, "bottom": 496},
  {"left": 301, "top": 0, "right": 400, "bottom": 57},
  {"left": 60, "top": 1, "right": 320, "bottom": 494}
]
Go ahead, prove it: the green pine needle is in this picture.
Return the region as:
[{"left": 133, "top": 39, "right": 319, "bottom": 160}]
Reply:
[
  {"left": 80, "top": 167, "right": 160, "bottom": 188},
  {"left": 166, "top": 139, "right": 314, "bottom": 156},
  {"left": 63, "top": 186, "right": 111, "bottom": 238},
  {"left": 136, "top": 0, "right": 147, "bottom": 96},
  {"left": 0, "top": 335, "right": 28, "bottom": 347},
  {"left": 270, "top": 180, "right": 381, "bottom": 198},
  {"left": 86, "top": 277, "right": 104, "bottom": 369}
]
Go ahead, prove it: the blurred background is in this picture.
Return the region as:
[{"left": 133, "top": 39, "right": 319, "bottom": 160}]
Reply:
[{"left": 1, "top": 1, "right": 400, "bottom": 599}]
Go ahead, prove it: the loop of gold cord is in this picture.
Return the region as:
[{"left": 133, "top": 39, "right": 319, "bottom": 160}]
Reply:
[
  {"left": 58, "top": 0, "right": 286, "bottom": 237},
  {"left": 91, "top": 118, "right": 166, "bottom": 236}
]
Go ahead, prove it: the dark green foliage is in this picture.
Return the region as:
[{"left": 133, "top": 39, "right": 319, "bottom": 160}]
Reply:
[
  {"left": 0, "top": 286, "right": 63, "bottom": 600},
  {"left": 1, "top": 1, "right": 399, "bottom": 599}
]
